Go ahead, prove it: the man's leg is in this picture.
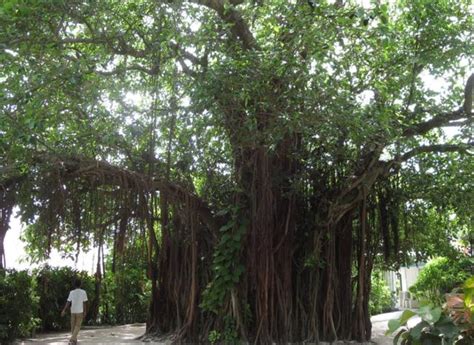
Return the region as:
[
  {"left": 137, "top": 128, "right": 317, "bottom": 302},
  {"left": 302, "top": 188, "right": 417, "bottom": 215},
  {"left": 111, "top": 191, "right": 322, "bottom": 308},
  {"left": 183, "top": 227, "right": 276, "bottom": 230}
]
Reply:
[
  {"left": 70, "top": 313, "right": 76, "bottom": 336},
  {"left": 71, "top": 313, "right": 83, "bottom": 342},
  {"left": 69, "top": 313, "right": 76, "bottom": 344}
]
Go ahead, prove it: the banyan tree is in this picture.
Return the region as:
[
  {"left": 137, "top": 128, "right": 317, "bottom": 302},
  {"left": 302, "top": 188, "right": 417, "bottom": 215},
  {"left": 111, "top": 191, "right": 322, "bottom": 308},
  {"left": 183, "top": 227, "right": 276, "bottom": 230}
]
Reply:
[{"left": 1, "top": 0, "right": 473, "bottom": 343}]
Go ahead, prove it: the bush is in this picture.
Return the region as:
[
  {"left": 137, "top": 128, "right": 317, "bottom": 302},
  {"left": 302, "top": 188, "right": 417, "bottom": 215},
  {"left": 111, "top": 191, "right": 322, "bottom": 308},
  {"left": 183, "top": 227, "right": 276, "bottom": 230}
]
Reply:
[
  {"left": 102, "top": 260, "right": 150, "bottom": 324},
  {"left": 0, "top": 269, "right": 40, "bottom": 344},
  {"left": 387, "top": 276, "right": 474, "bottom": 345},
  {"left": 35, "top": 266, "right": 95, "bottom": 331},
  {"left": 0, "top": 262, "right": 149, "bottom": 343},
  {"left": 369, "top": 271, "right": 395, "bottom": 315},
  {"left": 409, "top": 257, "right": 472, "bottom": 305}
]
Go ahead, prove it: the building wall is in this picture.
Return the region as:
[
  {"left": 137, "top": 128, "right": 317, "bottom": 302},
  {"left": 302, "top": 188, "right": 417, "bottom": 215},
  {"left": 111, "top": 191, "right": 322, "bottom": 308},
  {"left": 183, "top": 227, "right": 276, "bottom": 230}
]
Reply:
[{"left": 383, "top": 264, "right": 425, "bottom": 309}]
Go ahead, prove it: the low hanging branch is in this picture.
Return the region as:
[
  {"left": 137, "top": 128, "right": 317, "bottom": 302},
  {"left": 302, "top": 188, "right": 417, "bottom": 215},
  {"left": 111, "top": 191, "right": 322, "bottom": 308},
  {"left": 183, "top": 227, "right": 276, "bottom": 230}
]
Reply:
[
  {"left": 330, "top": 74, "right": 474, "bottom": 224},
  {"left": 329, "top": 140, "right": 472, "bottom": 225},
  {"left": 403, "top": 73, "right": 474, "bottom": 137},
  {"left": 400, "top": 143, "right": 473, "bottom": 161},
  {"left": 402, "top": 108, "right": 466, "bottom": 137},
  {"left": 34, "top": 154, "right": 225, "bottom": 233}
]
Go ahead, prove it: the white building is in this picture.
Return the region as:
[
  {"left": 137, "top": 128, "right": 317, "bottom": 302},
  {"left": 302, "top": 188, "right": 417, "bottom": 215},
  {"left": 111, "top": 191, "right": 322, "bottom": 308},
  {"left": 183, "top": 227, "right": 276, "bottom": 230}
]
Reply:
[{"left": 384, "top": 263, "right": 425, "bottom": 309}]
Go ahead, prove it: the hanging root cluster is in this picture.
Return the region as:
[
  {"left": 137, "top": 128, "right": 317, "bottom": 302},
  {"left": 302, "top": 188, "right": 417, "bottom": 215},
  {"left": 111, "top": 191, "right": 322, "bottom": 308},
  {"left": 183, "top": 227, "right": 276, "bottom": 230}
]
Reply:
[{"left": 3, "top": 150, "right": 403, "bottom": 344}]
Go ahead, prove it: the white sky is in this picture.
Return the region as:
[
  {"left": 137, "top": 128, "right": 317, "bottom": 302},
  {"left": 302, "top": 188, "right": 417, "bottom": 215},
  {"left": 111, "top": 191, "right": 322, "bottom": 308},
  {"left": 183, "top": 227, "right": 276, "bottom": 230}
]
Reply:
[{"left": 5, "top": 208, "right": 97, "bottom": 273}]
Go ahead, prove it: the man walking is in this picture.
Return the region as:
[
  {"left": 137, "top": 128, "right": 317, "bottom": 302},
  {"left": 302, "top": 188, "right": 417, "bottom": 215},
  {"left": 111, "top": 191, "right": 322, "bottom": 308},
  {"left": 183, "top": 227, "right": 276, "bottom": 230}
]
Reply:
[{"left": 61, "top": 278, "right": 88, "bottom": 344}]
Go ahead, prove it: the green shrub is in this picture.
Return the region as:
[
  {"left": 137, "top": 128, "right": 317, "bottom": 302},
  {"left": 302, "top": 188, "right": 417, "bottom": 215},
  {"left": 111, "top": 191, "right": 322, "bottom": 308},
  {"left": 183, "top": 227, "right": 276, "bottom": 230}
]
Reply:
[
  {"left": 409, "top": 257, "right": 472, "bottom": 305},
  {"left": 387, "top": 276, "right": 474, "bottom": 345},
  {"left": 0, "top": 262, "right": 150, "bottom": 344},
  {"left": 386, "top": 306, "right": 465, "bottom": 345},
  {"left": 35, "top": 266, "right": 95, "bottom": 331},
  {"left": 102, "top": 261, "right": 150, "bottom": 324},
  {"left": 0, "top": 269, "right": 40, "bottom": 344},
  {"left": 369, "top": 271, "right": 395, "bottom": 315}
]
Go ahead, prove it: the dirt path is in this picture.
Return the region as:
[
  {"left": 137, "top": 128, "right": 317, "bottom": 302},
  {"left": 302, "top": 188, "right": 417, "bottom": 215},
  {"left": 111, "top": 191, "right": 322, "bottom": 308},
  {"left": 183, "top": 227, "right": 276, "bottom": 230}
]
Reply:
[
  {"left": 371, "top": 311, "right": 399, "bottom": 345},
  {"left": 16, "top": 323, "right": 168, "bottom": 344},
  {"left": 18, "top": 313, "right": 405, "bottom": 344},
  {"left": 371, "top": 310, "right": 421, "bottom": 345}
]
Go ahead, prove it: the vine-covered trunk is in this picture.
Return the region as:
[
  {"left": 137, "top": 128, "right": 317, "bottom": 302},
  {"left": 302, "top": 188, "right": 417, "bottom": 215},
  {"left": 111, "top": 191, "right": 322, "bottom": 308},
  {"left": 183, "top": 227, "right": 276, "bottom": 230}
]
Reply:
[{"left": 147, "top": 144, "right": 374, "bottom": 343}]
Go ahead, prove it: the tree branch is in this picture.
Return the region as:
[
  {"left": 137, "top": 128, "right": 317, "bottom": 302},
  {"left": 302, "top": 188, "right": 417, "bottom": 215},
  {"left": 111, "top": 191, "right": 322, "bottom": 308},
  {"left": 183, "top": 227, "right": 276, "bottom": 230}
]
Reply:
[
  {"left": 402, "top": 108, "right": 467, "bottom": 138},
  {"left": 39, "top": 155, "right": 224, "bottom": 233},
  {"left": 188, "top": 0, "right": 257, "bottom": 50},
  {"left": 328, "top": 140, "right": 473, "bottom": 224},
  {"left": 169, "top": 42, "right": 206, "bottom": 66},
  {"left": 93, "top": 63, "right": 160, "bottom": 76},
  {"left": 399, "top": 143, "right": 473, "bottom": 161},
  {"left": 177, "top": 57, "right": 199, "bottom": 78}
]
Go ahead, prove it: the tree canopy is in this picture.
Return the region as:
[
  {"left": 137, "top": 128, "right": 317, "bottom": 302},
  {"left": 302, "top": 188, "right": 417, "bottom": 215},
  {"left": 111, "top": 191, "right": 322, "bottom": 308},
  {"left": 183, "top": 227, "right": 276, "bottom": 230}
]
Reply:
[{"left": 1, "top": 0, "right": 473, "bottom": 343}]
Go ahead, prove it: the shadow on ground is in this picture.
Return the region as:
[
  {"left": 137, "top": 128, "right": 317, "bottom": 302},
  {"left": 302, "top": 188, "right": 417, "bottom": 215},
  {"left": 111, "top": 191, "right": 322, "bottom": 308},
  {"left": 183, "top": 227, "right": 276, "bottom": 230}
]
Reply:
[
  {"left": 18, "top": 312, "right": 413, "bottom": 344},
  {"left": 17, "top": 323, "right": 159, "bottom": 344}
]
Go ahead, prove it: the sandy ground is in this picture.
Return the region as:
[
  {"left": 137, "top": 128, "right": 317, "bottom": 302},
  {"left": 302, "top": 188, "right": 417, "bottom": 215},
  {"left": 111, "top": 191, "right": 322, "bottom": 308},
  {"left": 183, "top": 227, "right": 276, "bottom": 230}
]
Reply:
[
  {"left": 17, "top": 312, "right": 416, "bottom": 344},
  {"left": 17, "top": 323, "right": 156, "bottom": 344},
  {"left": 371, "top": 311, "right": 400, "bottom": 345}
]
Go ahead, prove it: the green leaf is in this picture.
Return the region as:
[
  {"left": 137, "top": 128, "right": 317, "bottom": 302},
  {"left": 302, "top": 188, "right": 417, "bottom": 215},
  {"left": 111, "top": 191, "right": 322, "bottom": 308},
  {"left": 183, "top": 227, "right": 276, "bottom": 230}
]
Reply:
[
  {"left": 464, "top": 276, "right": 474, "bottom": 309},
  {"left": 399, "top": 310, "right": 417, "bottom": 326},
  {"left": 434, "top": 315, "right": 459, "bottom": 339},
  {"left": 215, "top": 209, "right": 229, "bottom": 217},
  {"left": 221, "top": 233, "right": 231, "bottom": 243},
  {"left": 409, "top": 321, "right": 428, "bottom": 340},
  {"left": 418, "top": 306, "right": 442, "bottom": 324},
  {"left": 464, "top": 276, "right": 474, "bottom": 289},
  {"left": 386, "top": 319, "right": 402, "bottom": 335},
  {"left": 219, "top": 222, "right": 234, "bottom": 232}
]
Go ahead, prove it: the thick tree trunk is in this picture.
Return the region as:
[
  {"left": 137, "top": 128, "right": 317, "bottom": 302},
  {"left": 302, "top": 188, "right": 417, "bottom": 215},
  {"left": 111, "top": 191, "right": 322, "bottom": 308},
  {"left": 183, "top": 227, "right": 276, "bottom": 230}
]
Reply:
[
  {"left": 147, "top": 144, "right": 375, "bottom": 343},
  {"left": 335, "top": 213, "right": 354, "bottom": 340}
]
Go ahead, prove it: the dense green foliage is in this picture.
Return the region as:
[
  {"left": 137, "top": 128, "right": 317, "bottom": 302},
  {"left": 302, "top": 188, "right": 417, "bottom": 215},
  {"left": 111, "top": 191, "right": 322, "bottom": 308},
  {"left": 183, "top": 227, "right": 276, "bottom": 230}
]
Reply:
[
  {"left": 1, "top": 0, "right": 473, "bottom": 343},
  {"left": 409, "top": 257, "right": 473, "bottom": 305},
  {"left": 102, "top": 251, "right": 151, "bottom": 325},
  {"left": 35, "top": 266, "right": 95, "bottom": 331},
  {"left": 369, "top": 271, "right": 395, "bottom": 315},
  {"left": 0, "top": 265, "right": 150, "bottom": 343},
  {"left": 0, "top": 270, "right": 39, "bottom": 344}
]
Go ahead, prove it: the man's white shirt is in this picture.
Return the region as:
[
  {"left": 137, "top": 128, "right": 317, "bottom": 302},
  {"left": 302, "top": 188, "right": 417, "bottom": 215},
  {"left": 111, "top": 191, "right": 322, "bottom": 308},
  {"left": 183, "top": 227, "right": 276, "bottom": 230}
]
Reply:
[{"left": 67, "top": 288, "right": 88, "bottom": 313}]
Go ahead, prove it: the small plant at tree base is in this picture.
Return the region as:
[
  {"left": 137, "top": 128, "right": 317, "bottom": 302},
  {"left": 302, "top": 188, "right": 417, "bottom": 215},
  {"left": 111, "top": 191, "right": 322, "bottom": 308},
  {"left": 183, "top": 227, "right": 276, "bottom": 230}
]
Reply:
[
  {"left": 207, "top": 316, "right": 239, "bottom": 344},
  {"left": 221, "top": 315, "right": 239, "bottom": 344},
  {"left": 208, "top": 330, "right": 221, "bottom": 344}
]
